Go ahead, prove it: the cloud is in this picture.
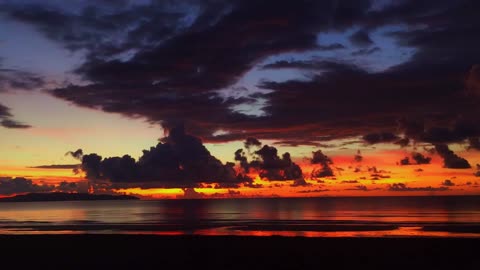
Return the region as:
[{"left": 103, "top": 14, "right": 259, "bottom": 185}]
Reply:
[
  {"left": 0, "top": 63, "right": 44, "bottom": 129},
  {"left": 362, "top": 132, "right": 400, "bottom": 144},
  {"left": 2, "top": 0, "right": 480, "bottom": 148},
  {"left": 399, "top": 152, "right": 431, "bottom": 165},
  {"left": 234, "top": 137, "right": 304, "bottom": 182},
  {"left": 29, "top": 164, "right": 80, "bottom": 169},
  {"left": 297, "top": 188, "right": 330, "bottom": 193},
  {"left": 468, "top": 137, "right": 480, "bottom": 150},
  {"left": 310, "top": 150, "right": 334, "bottom": 178},
  {"left": 388, "top": 183, "right": 449, "bottom": 192},
  {"left": 66, "top": 149, "right": 84, "bottom": 160},
  {"left": 0, "top": 118, "right": 31, "bottom": 129},
  {"left": 465, "top": 64, "right": 480, "bottom": 97},
  {"left": 341, "top": 180, "right": 359, "bottom": 184},
  {"left": 441, "top": 179, "right": 455, "bottom": 187},
  {"left": 290, "top": 178, "right": 311, "bottom": 187},
  {"left": 318, "top": 43, "right": 345, "bottom": 50},
  {"left": 475, "top": 164, "right": 480, "bottom": 177},
  {"left": 244, "top": 137, "right": 262, "bottom": 149},
  {"left": 368, "top": 166, "right": 390, "bottom": 180},
  {"left": 0, "top": 177, "right": 54, "bottom": 196},
  {"left": 349, "top": 29, "right": 373, "bottom": 47},
  {"left": 412, "top": 152, "right": 432, "bottom": 164},
  {"left": 354, "top": 150, "right": 363, "bottom": 162},
  {"left": 351, "top": 46, "right": 380, "bottom": 56},
  {"left": 0, "top": 67, "right": 44, "bottom": 92},
  {"left": 57, "top": 181, "right": 78, "bottom": 192},
  {"left": 78, "top": 126, "right": 252, "bottom": 189},
  {"left": 434, "top": 144, "right": 471, "bottom": 169},
  {"left": 345, "top": 185, "right": 372, "bottom": 191}
]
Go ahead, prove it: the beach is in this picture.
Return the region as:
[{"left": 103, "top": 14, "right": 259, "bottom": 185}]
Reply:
[{"left": 1, "top": 235, "right": 478, "bottom": 269}]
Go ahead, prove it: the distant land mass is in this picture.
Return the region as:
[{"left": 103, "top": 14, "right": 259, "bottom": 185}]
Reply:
[{"left": 0, "top": 192, "right": 140, "bottom": 202}]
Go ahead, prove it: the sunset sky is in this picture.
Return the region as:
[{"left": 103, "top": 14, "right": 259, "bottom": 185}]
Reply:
[{"left": 1, "top": 0, "right": 480, "bottom": 199}]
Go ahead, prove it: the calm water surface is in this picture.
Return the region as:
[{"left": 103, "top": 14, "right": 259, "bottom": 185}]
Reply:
[{"left": 1, "top": 196, "right": 480, "bottom": 237}]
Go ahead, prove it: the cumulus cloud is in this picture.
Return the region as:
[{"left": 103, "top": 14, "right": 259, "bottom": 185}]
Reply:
[
  {"left": 434, "top": 144, "right": 471, "bottom": 169},
  {"left": 78, "top": 126, "right": 252, "bottom": 189},
  {"left": 310, "top": 150, "right": 334, "bottom": 178},
  {"left": 441, "top": 179, "right": 455, "bottom": 187},
  {"left": 388, "top": 183, "right": 449, "bottom": 192},
  {"left": 233, "top": 138, "right": 304, "bottom": 182},
  {"left": 399, "top": 152, "right": 431, "bottom": 166}
]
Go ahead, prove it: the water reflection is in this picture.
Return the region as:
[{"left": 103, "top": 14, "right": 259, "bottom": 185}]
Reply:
[{"left": 0, "top": 196, "right": 479, "bottom": 237}]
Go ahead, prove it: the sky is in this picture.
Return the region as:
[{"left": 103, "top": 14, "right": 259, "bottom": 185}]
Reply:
[{"left": 0, "top": 0, "right": 480, "bottom": 199}]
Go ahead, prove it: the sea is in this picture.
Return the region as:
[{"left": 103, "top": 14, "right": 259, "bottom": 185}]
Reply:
[{"left": 1, "top": 196, "right": 480, "bottom": 237}]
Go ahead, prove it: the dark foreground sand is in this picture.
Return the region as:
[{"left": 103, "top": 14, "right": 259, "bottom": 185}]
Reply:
[{"left": 0, "top": 235, "right": 478, "bottom": 269}]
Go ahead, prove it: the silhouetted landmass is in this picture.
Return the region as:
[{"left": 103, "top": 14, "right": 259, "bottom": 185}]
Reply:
[{"left": 0, "top": 192, "right": 139, "bottom": 202}]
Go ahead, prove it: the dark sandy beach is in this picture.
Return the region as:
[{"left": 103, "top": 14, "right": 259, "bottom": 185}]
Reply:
[{"left": 0, "top": 235, "right": 478, "bottom": 269}]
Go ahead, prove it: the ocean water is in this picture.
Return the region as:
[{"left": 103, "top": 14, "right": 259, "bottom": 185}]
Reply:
[{"left": 1, "top": 196, "right": 480, "bottom": 237}]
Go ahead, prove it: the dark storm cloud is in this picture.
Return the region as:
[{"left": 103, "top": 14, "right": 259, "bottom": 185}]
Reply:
[
  {"left": 441, "top": 179, "right": 455, "bottom": 187},
  {"left": 253, "top": 0, "right": 480, "bottom": 144},
  {"left": 78, "top": 126, "right": 251, "bottom": 189},
  {"left": 349, "top": 29, "right": 373, "bottom": 47},
  {"left": 362, "top": 132, "right": 400, "bottom": 144},
  {"left": 3, "top": 0, "right": 480, "bottom": 146},
  {"left": 0, "top": 177, "right": 54, "bottom": 196},
  {"left": 2, "top": 0, "right": 375, "bottom": 141},
  {"left": 434, "top": 144, "right": 471, "bottom": 169},
  {"left": 310, "top": 150, "right": 334, "bottom": 178},
  {"left": 2, "top": 1, "right": 188, "bottom": 55},
  {"left": 388, "top": 183, "right": 449, "bottom": 192}
]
